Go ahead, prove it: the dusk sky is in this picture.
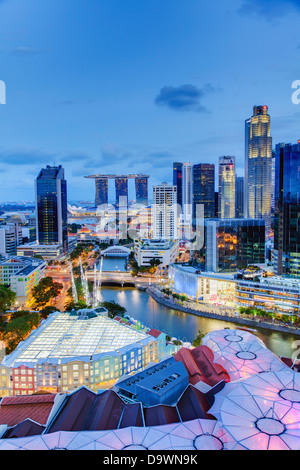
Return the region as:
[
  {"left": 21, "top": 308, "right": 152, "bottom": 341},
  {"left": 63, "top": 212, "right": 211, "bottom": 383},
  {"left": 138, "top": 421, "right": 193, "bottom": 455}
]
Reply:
[{"left": 0, "top": 0, "right": 300, "bottom": 202}]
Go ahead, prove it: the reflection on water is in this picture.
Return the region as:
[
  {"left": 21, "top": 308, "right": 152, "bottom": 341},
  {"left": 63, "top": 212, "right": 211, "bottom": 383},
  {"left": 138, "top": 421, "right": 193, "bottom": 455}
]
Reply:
[
  {"left": 97, "top": 256, "right": 127, "bottom": 272},
  {"left": 98, "top": 287, "right": 300, "bottom": 358}
]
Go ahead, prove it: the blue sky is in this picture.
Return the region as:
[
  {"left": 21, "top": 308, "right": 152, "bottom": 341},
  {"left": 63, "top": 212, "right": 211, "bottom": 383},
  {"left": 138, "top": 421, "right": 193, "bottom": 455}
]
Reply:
[{"left": 0, "top": 0, "right": 299, "bottom": 202}]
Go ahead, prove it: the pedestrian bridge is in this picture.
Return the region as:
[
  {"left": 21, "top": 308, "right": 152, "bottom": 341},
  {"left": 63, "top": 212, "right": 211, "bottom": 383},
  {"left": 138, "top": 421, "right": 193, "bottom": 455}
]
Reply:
[{"left": 100, "top": 245, "right": 131, "bottom": 257}]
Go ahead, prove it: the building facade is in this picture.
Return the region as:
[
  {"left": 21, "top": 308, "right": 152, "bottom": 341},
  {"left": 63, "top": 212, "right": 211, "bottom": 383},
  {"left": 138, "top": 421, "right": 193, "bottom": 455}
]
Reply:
[
  {"left": 173, "top": 162, "right": 183, "bottom": 210},
  {"left": 235, "top": 176, "right": 244, "bottom": 218},
  {"left": 0, "top": 309, "right": 178, "bottom": 396},
  {"left": 204, "top": 218, "right": 265, "bottom": 273},
  {"left": 152, "top": 183, "right": 178, "bottom": 240},
  {"left": 0, "top": 223, "right": 23, "bottom": 257},
  {"left": 273, "top": 142, "right": 300, "bottom": 277},
  {"left": 245, "top": 106, "right": 272, "bottom": 230},
  {"left": 35, "top": 165, "right": 68, "bottom": 254},
  {"left": 218, "top": 156, "right": 236, "bottom": 219},
  {"left": 134, "top": 239, "right": 179, "bottom": 267},
  {"left": 193, "top": 164, "right": 215, "bottom": 223}
]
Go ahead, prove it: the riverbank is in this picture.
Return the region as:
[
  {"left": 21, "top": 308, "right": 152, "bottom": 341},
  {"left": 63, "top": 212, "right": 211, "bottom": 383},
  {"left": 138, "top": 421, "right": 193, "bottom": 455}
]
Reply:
[{"left": 146, "top": 286, "right": 300, "bottom": 337}]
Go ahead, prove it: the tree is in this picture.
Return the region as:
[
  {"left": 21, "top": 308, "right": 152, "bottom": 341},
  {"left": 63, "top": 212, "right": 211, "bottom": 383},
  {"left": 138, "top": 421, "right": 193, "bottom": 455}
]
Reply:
[
  {"left": 4, "top": 312, "right": 40, "bottom": 345},
  {"left": 101, "top": 300, "right": 126, "bottom": 319},
  {"left": 64, "top": 300, "right": 88, "bottom": 311},
  {"left": 31, "top": 277, "right": 63, "bottom": 309},
  {"left": 192, "top": 330, "right": 205, "bottom": 347},
  {"left": 0, "top": 285, "right": 16, "bottom": 313}
]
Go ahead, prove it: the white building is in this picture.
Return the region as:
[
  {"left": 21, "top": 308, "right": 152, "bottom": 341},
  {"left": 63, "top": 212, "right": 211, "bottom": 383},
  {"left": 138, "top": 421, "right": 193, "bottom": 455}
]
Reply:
[
  {"left": 0, "top": 223, "right": 23, "bottom": 257},
  {"left": 134, "top": 239, "right": 179, "bottom": 267},
  {"left": 152, "top": 183, "right": 178, "bottom": 240},
  {"left": 0, "top": 256, "right": 46, "bottom": 303}
]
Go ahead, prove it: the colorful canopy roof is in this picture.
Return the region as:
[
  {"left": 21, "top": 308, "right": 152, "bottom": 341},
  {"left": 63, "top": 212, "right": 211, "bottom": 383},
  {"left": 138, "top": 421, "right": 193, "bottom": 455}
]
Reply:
[{"left": 209, "top": 369, "right": 300, "bottom": 450}]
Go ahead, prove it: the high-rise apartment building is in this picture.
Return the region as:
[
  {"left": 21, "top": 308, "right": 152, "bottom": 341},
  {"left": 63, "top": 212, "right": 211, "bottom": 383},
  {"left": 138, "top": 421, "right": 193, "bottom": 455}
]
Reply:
[
  {"left": 274, "top": 142, "right": 300, "bottom": 277},
  {"left": 218, "top": 156, "right": 236, "bottom": 218},
  {"left": 35, "top": 165, "right": 68, "bottom": 253},
  {"left": 152, "top": 183, "right": 178, "bottom": 240},
  {"left": 192, "top": 164, "right": 215, "bottom": 223},
  {"left": 245, "top": 106, "right": 272, "bottom": 230}
]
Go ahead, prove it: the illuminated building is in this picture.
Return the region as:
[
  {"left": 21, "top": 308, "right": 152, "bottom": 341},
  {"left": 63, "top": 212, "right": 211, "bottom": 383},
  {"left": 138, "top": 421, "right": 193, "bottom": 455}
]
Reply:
[
  {"left": 193, "top": 164, "right": 215, "bottom": 222},
  {"left": 152, "top": 183, "right": 178, "bottom": 240},
  {"left": 245, "top": 106, "right": 272, "bottom": 230},
  {"left": 204, "top": 218, "right": 265, "bottom": 273},
  {"left": 35, "top": 165, "right": 68, "bottom": 254},
  {"left": 173, "top": 162, "right": 183, "bottom": 209},
  {"left": 134, "top": 239, "right": 179, "bottom": 267},
  {"left": 218, "top": 156, "right": 236, "bottom": 219},
  {"left": 0, "top": 308, "right": 175, "bottom": 396},
  {"left": 235, "top": 176, "right": 244, "bottom": 218},
  {"left": 179, "top": 162, "right": 193, "bottom": 226},
  {"left": 273, "top": 142, "right": 300, "bottom": 277}
]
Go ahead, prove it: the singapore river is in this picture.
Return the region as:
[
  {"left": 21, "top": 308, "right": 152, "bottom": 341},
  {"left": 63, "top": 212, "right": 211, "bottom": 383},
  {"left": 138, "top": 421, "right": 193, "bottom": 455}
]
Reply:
[{"left": 97, "top": 286, "right": 300, "bottom": 359}]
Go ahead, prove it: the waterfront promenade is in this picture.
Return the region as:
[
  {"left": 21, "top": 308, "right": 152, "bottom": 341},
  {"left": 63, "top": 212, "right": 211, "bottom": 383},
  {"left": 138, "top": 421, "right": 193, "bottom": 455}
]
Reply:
[{"left": 146, "top": 286, "right": 300, "bottom": 337}]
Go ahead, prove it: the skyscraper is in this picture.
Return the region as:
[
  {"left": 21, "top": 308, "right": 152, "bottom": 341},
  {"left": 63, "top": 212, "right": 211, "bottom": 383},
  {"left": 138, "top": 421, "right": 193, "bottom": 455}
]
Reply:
[
  {"left": 218, "top": 156, "right": 236, "bottom": 218},
  {"left": 115, "top": 177, "right": 128, "bottom": 205},
  {"left": 35, "top": 165, "right": 68, "bottom": 253},
  {"left": 173, "top": 162, "right": 183, "bottom": 209},
  {"left": 182, "top": 162, "right": 193, "bottom": 224},
  {"left": 274, "top": 141, "right": 300, "bottom": 277},
  {"left": 152, "top": 183, "right": 178, "bottom": 240},
  {"left": 193, "top": 163, "right": 215, "bottom": 223},
  {"left": 245, "top": 105, "right": 272, "bottom": 229},
  {"left": 95, "top": 177, "right": 108, "bottom": 207},
  {"left": 236, "top": 176, "right": 244, "bottom": 218},
  {"left": 135, "top": 176, "right": 148, "bottom": 205}
]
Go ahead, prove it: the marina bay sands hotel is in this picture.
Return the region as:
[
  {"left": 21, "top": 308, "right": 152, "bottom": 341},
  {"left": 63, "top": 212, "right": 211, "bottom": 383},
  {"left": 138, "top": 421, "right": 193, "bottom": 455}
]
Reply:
[{"left": 85, "top": 174, "right": 149, "bottom": 207}]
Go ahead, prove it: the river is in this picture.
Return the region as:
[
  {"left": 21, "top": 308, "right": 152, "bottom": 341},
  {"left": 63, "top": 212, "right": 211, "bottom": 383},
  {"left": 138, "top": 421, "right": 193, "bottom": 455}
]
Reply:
[{"left": 97, "top": 286, "right": 300, "bottom": 359}]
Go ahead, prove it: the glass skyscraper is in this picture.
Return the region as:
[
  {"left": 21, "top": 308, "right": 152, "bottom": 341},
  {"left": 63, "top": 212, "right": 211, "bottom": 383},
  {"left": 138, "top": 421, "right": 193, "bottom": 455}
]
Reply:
[
  {"left": 205, "top": 218, "right": 265, "bottom": 273},
  {"left": 35, "top": 165, "right": 68, "bottom": 253},
  {"left": 173, "top": 162, "right": 183, "bottom": 210},
  {"left": 245, "top": 106, "right": 272, "bottom": 230},
  {"left": 192, "top": 163, "right": 215, "bottom": 222},
  {"left": 274, "top": 142, "right": 300, "bottom": 277},
  {"left": 235, "top": 176, "right": 244, "bottom": 218},
  {"left": 115, "top": 177, "right": 128, "bottom": 205},
  {"left": 218, "top": 156, "right": 236, "bottom": 218}
]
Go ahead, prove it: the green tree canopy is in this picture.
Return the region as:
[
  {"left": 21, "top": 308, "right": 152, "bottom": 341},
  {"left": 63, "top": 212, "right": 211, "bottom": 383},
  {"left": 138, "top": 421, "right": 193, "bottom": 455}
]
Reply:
[
  {"left": 0, "top": 285, "right": 16, "bottom": 313},
  {"left": 31, "top": 276, "right": 63, "bottom": 309}
]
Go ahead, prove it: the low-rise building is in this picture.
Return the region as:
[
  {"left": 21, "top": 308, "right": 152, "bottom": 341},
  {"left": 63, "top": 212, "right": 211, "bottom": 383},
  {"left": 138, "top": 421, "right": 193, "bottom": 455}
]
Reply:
[
  {"left": 134, "top": 239, "right": 179, "bottom": 267},
  {"left": 0, "top": 308, "right": 175, "bottom": 396},
  {"left": 0, "top": 257, "right": 46, "bottom": 305}
]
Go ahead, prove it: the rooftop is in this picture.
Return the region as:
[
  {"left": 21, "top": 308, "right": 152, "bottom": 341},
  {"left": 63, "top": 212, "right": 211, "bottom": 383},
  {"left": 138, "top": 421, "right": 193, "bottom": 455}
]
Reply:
[{"left": 2, "top": 309, "right": 151, "bottom": 367}]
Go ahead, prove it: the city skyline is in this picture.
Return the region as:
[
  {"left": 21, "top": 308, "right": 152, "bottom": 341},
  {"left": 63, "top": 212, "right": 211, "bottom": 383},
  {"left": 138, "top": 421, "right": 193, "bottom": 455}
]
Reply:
[{"left": 0, "top": 0, "right": 300, "bottom": 201}]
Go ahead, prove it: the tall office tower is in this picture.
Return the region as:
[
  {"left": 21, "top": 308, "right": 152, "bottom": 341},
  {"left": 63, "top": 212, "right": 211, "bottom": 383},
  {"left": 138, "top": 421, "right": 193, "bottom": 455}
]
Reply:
[
  {"left": 274, "top": 142, "right": 300, "bottom": 277},
  {"left": 115, "top": 177, "right": 128, "bottom": 205},
  {"left": 218, "top": 156, "right": 236, "bottom": 218},
  {"left": 214, "top": 192, "right": 219, "bottom": 217},
  {"left": 236, "top": 176, "right": 244, "bottom": 218},
  {"left": 35, "top": 165, "right": 68, "bottom": 253},
  {"left": 152, "top": 183, "right": 178, "bottom": 240},
  {"left": 95, "top": 177, "right": 108, "bottom": 207},
  {"left": 245, "top": 105, "right": 272, "bottom": 230},
  {"left": 192, "top": 164, "right": 215, "bottom": 223},
  {"left": 182, "top": 162, "right": 194, "bottom": 224},
  {"left": 173, "top": 162, "right": 183, "bottom": 209},
  {"left": 135, "top": 176, "right": 148, "bottom": 205}
]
